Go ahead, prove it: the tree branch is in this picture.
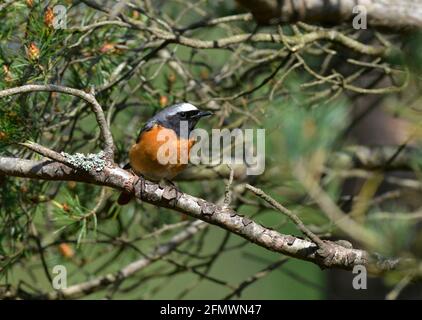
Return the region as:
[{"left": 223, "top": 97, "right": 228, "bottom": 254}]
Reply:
[
  {"left": 47, "top": 220, "right": 206, "bottom": 299},
  {"left": 245, "top": 184, "right": 325, "bottom": 248},
  {"left": 0, "top": 84, "right": 115, "bottom": 159},
  {"left": 0, "top": 156, "right": 404, "bottom": 273},
  {"left": 236, "top": 0, "right": 422, "bottom": 30}
]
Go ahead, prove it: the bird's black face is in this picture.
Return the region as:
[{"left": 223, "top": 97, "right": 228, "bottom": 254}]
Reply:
[{"left": 165, "top": 109, "right": 213, "bottom": 137}]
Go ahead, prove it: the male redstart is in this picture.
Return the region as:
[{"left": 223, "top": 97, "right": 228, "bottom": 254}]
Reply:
[{"left": 118, "top": 102, "right": 212, "bottom": 205}]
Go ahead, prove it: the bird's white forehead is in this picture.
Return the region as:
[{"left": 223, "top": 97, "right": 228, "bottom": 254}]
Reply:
[{"left": 173, "top": 103, "right": 198, "bottom": 113}]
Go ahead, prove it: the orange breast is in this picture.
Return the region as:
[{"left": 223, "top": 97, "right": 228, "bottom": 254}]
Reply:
[{"left": 129, "top": 124, "right": 195, "bottom": 181}]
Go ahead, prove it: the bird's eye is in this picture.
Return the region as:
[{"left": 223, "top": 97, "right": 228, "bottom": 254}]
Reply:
[{"left": 180, "top": 112, "right": 187, "bottom": 118}]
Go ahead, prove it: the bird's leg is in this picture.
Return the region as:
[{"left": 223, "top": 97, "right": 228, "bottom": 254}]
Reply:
[
  {"left": 163, "top": 178, "right": 178, "bottom": 189},
  {"left": 141, "top": 174, "right": 147, "bottom": 194},
  {"left": 122, "top": 167, "right": 136, "bottom": 192},
  {"left": 159, "top": 178, "right": 179, "bottom": 192},
  {"left": 118, "top": 169, "right": 144, "bottom": 206}
]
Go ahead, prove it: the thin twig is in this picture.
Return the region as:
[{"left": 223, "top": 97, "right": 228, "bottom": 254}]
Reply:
[
  {"left": 0, "top": 84, "right": 115, "bottom": 159},
  {"left": 245, "top": 184, "right": 326, "bottom": 248},
  {"left": 223, "top": 258, "right": 289, "bottom": 299}
]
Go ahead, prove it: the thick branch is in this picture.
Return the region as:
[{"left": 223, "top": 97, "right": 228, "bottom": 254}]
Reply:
[
  {"left": 236, "top": 0, "right": 422, "bottom": 30},
  {"left": 0, "top": 157, "right": 403, "bottom": 273}
]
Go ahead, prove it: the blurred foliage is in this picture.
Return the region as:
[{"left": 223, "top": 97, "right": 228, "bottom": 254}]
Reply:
[{"left": 275, "top": 95, "right": 348, "bottom": 162}]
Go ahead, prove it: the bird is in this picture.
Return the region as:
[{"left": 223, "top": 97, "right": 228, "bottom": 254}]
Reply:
[{"left": 117, "top": 102, "right": 213, "bottom": 205}]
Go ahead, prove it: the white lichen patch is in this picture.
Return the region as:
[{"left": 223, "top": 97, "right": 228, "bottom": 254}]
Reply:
[{"left": 61, "top": 151, "right": 106, "bottom": 172}]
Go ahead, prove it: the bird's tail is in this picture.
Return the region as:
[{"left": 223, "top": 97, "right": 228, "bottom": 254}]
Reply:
[
  {"left": 117, "top": 192, "right": 133, "bottom": 205},
  {"left": 117, "top": 163, "right": 133, "bottom": 205}
]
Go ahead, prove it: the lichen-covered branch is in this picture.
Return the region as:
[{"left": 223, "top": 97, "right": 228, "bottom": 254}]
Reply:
[{"left": 0, "top": 156, "right": 403, "bottom": 273}]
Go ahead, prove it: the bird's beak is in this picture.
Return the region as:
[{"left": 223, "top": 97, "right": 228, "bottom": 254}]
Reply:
[{"left": 195, "top": 110, "right": 213, "bottom": 118}]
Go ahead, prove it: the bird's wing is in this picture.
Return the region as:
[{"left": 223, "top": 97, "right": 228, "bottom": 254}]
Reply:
[{"left": 136, "top": 119, "right": 157, "bottom": 143}]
